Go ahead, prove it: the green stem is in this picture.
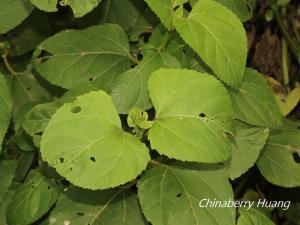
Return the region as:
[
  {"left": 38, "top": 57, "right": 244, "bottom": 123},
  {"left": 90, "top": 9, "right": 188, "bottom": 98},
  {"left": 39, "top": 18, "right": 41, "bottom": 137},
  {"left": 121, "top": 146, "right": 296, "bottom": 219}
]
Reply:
[
  {"left": 274, "top": 9, "right": 300, "bottom": 63},
  {"left": 149, "top": 159, "right": 168, "bottom": 167},
  {"left": 128, "top": 54, "right": 140, "bottom": 65},
  {"left": 1, "top": 51, "right": 18, "bottom": 75},
  {"left": 281, "top": 39, "right": 289, "bottom": 87}
]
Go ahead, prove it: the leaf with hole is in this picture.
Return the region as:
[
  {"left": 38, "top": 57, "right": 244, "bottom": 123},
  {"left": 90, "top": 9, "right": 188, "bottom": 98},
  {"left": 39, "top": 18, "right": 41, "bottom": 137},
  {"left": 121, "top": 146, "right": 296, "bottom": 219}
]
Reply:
[
  {"left": 23, "top": 83, "right": 98, "bottom": 140},
  {"left": 41, "top": 186, "right": 147, "bottom": 225},
  {"left": 41, "top": 91, "right": 150, "bottom": 189},
  {"left": 33, "top": 24, "right": 131, "bottom": 90},
  {"left": 148, "top": 68, "right": 234, "bottom": 163},
  {"left": 138, "top": 164, "right": 235, "bottom": 225}
]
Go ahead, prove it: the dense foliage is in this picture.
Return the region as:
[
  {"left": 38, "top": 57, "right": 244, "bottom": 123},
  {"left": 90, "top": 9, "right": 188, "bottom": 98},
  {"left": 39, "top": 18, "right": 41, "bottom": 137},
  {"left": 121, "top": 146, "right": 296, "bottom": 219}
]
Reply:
[{"left": 0, "top": 0, "right": 300, "bottom": 225}]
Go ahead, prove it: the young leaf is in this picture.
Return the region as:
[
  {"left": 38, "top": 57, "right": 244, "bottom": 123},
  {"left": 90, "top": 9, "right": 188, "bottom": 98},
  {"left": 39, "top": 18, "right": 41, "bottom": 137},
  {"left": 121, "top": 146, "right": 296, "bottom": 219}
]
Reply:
[
  {"left": 127, "top": 108, "right": 153, "bottom": 130},
  {"left": 138, "top": 164, "right": 235, "bottom": 225},
  {"left": 111, "top": 51, "right": 181, "bottom": 113},
  {"left": 174, "top": 0, "right": 247, "bottom": 88},
  {"left": 6, "top": 170, "right": 60, "bottom": 225},
  {"left": 0, "top": 75, "right": 12, "bottom": 152},
  {"left": 42, "top": 187, "right": 147, "bottom": 225},
  {"left": 227, "top": 122, "right": 269, "bottom": 180},
  {"left": 0, "top": 160, "right": 16, "bottom": 202},
  {"left": 33, "top": 24, "right": 131, "bottom": 90},
  {"left": 145, "top": 0, "right": 188, "bottom": 30},
  {"left": 256, "top": 129, "right": 300, "bottom": 187},
  {"left": 31, "top": 0, "right": 102, "bottom": 18},
  {"left": 40, "top": 91, "right": 150, "bottom": 190},
  {"left": 0, "top": 0, "right": 34, "bottom": 34},
  {"left": 228, "top": 68, "right": 283, "bottom": 128},
  {"left": 148, "top": 68, "right": 234, "bottom": 163},
  {"left": 237, "top": 208, "right": 275, "bottom": 225}
]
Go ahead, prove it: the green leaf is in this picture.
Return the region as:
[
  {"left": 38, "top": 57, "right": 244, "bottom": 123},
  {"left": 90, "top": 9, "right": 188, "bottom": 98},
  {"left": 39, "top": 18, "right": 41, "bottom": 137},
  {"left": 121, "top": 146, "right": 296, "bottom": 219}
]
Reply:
[
  {"left": 6, "top": 170, "right": 60, "bottom": 225},
  {"left": 237, "top": 208, "right": 275, "bottom": 225},
  {"left": 30, "top": 0, "right": 57, "bottom": 12},
  {"left": 0, "top": 0, "right": 34, "bottom": 34},
  {"left": 2, "top": 9, "right": 52, "bottom": 56},
  {"left": 23, "top": 83, "right": 97, "bottom": 138},
  {"left": 41, "top": 91, "right": 150, "bottom": 189},
  {"left": 98, "top": 0, "right": 147, "bottom": 32},
  {"left": 8, "top": 71, "right": 51, "bottom": 119},
  {"left": 111, "top": 51, "right": 181, "bottom": 113},
  {"left": 138, "top": 164, "right": 235, "bottom": 225},
  {"left": 145, "top": 0, "right": 188, "bottom": 30},
  {"left": 0, "top": 160, "right": 16, "bottom": 202},
  {"left": 228, "top": 68, "right": 283, "bottom": 128},
  {"left": 33, "top": 24, "right": 131, "bottom": 90},
  {"left": 129, "top": 8, "right": 159, "bottom": 41},
  {"left": 227, "top": 122, "right": 269, "bottom": 179},
  {"left": 256, "top": 129, "right": 300, "bottom": 187},
  {"left": 41, "top": 187, "right": 147, "bottom": 225},
  {"left": 148, "top": 68, "right": 234, "bottom": 163},
  {"left": 174, "top": 0, "right": 247, "bottom": 88},
  {"left": 0, "top": 187, "right": 16, "bottom": 225},
  {"left": 0, "top": 75, "right": 12, "bottom": 152},
  {"left": 217, "top": 0, "right": 256, "bottom": 22},
  {"left": 23, "top": 102, "right": 58, "bottom": 137},
  {"left": 31, "top": 0, "right": 102, "bottom": 17}
]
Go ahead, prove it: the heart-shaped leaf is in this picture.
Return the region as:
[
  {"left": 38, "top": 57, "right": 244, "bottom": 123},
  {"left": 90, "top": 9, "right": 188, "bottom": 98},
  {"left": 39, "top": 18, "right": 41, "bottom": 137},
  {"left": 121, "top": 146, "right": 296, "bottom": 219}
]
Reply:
[
  {"left": 148, "top": 68, "right": 234, "bottom": 163},
  {"left": 41, "top": 91, "right": 150, "bottom": 189}
]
